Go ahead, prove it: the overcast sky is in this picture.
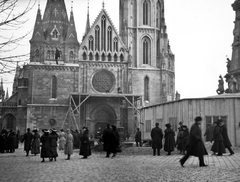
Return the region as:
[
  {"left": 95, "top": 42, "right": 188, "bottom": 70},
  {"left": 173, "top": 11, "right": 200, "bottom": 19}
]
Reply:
[{"left": 1, "top": 0, "right": 235, "bottom": 99}]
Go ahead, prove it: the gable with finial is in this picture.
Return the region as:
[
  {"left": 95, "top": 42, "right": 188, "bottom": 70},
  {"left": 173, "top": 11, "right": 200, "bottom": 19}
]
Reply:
[{"left": 80, "top": 8, "right": 128, "bottom": 56}]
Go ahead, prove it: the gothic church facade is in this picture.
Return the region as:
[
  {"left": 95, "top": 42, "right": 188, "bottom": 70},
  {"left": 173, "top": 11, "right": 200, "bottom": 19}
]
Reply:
[{"left": 0, "top": 0, "right": 175, "bottom": 138}]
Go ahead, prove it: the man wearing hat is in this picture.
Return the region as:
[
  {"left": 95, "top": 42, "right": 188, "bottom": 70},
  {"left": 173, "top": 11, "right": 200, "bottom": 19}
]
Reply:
[
  {"left": 219, "top": 119, "right": 234, "bottom": 155},
  {"left": 180, "top": 116, "right": 208, "bottom": 167},
  {"left": 21, "top": 128, "right": 33, "bottom": 156},
  {"left": 151, "top": 123, "right": 163, "bottom": 156}
]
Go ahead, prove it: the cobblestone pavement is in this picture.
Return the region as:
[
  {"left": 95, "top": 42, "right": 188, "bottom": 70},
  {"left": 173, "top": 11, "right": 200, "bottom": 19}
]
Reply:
[{"left": 0, "top": 146, "right": 240, "bottom": 182}]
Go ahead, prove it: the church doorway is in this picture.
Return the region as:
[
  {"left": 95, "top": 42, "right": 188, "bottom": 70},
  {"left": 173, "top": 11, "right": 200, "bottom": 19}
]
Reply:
[
  {"left": 90, "top": 103, "right": 117, "bottom": 138},
  {"left": 1, "top": 114, "right": 16, "bottom": 131}
]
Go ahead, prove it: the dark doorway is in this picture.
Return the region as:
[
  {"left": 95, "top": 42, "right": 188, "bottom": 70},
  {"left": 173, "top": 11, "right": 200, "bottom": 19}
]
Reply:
[{"left": 1, "top": 114, "right": 16, "bottom": 131}]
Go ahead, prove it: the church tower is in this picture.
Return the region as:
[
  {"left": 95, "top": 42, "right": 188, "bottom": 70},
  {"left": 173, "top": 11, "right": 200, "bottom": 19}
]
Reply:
[
  {"left": 119, "top": 0, "right": 175, "bottom": 104},
  {"left": 226, "top": 0, "right": 240, "bottom": 88},
  {"left": 30, "top": 0, "right": 79, "bottom": 64}
]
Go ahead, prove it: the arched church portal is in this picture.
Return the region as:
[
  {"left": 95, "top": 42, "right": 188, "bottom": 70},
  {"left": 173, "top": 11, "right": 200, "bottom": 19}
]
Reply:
[
  {"left": 1, "top": 114, "right": 16, "bottom": 131},
  {"left": 90, "top": 104, "right": 117, "bottom": 138}
]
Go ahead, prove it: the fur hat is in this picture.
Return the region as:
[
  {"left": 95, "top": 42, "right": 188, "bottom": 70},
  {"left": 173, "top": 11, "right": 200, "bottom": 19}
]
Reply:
[{"left": 165, "top": 123, "right": 171, "bottom": 128}]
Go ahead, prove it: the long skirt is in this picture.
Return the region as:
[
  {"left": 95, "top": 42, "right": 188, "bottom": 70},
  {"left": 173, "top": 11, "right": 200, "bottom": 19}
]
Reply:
[
  {"left": 211, "top": 141, "right": 226, "bottom": 154},
  {"left": 31, "top": 139, "right": 40, "bottom": 154},
  {"left": 50, "top": 147, "right": 58, "bottom": 158},
  {"left": 64, "top": 143, "right": 73, "bottom": 155}
]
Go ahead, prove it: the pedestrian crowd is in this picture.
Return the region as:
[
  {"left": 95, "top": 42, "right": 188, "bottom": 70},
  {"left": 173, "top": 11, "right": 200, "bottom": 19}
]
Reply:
[
  {"left": 0, "top": 128, "right": 20, "bottom": 153},
  {"left": 0, "top": 117, "right": 234, "bottom": 168},
  {"left": 135, "top": 116, "right": 234, "bottom": 167}
]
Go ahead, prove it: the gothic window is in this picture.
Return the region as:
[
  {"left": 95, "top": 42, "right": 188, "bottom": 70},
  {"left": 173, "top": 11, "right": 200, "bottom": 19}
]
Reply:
[
  {"left": 51, "top": 50, "right": 55, "bottom": 59},
  {"left": 47, "top": 50, "right": 50, "bottom": 59},
  {"left": 156, "top": 1, "right": 161, "bottom": 28},
  {"left": 113, "top": 37, "right": 118, "bottom": 52},
  {"left": 143, "top": 0, "right": 150, "bottom": 25},
  {"left": 95, "top": 52, "right": 99, "bottom": 61},
  {"left": 156, "top": 38, "right": 160, "bottom": 58},
  {"left": 107, "top": 26, "right": 112, "bottom": 51},
  {"left": 95, "top": 26, "right": 100, "bottom": 51},
  {"left": 108, "top": 53, "right": 111, "bottom": 62},
  {"left": 83, "top": 52, "right": 87, "bottom": 60},
  {"left": 101, "top": 16, "right": 106, "bottom": 51},
  {"left": 143, "top": 36, "right": 151, "bottom": 65},
  {"left": 114, "top": 54, "right": 118, "bottom": 62},
  {"left": 88, "top": 36, "right": 94, "bottom": 51},
  {"left": 51, "top": 76, "right": 57, "bottom": 99},
  {"left": 69, "top": 51, "right": 74, "bottom": 60},
  {"left": 18, "top": 99, "right": 21, "bottom": 106},
  {"left": 102, "top": 53, "right": 105, "bottom": 61},
  {"left": 144, "top": 76, "right": 149, "bottom": 101},
  {"left": 59, "top": 51, "right": 62, "bottom": 59},
  {"left": 36, "top": 49, "right": 40, "bottom": 58},
  {"left": 52, "top": 29, "right": 58, "bottom": 38},
  {"left": 120, "top": 54, "right": 124, "bottom": 62},
  {"left": 89, "top": 52, "right": 93, "bottom": 61}
]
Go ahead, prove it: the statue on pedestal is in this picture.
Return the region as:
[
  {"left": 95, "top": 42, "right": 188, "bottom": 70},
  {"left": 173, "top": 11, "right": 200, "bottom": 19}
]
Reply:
[
  {"left": 226, "top": 75, "right": 239, "bottom": 93},
  {"left": 216, "top": 75, "right": 225, "bottom": 95}
]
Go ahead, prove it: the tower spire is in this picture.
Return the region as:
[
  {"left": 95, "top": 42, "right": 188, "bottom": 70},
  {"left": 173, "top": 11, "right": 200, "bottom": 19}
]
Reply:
[
  {"left": 83, "top": 0, "right": 90, "bottom": 39},
  {"left": 102, "top": 0, "right": 105, "bottom": 9}
]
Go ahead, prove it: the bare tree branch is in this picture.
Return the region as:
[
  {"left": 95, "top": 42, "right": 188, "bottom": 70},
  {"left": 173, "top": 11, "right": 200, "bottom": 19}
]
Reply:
[{"left": 0, "top": 0, "right": 37, "bottom": 75}]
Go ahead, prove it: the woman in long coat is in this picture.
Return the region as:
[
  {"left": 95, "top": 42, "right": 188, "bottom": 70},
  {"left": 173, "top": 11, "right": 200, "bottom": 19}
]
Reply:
[
  {"left": 180, "top": 117, "right": 208, "bottom": 167},
  {"left": 79, "top": 128, "right": 91, "bottom": 159},
  {"left": 164, "top": 124, "right": 175, "bottom": 155},
  {"left": 31, "top": 129, "right": 40, "bottom": 155},
  {"left": 211, "top": 121, "right": 226, "bottom": 155},
  {"left": 219, "top": 120, "right": 234, "bottom": 155},
  {"left": 40, "top": 129, "right": 51, "bottom": 162},
  {"left": 49, "top": 129, "right": 58, "bottom": 161},
  {"left": 64, "top": 129, "right": 73, "bottom": 160},
  {"left": 58, "top": 129, "right": 66, "bottom": 150}
]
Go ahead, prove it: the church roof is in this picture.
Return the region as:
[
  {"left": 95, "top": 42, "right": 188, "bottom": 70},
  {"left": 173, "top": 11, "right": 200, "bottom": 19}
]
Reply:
[
  {"left": 65, "top": 9, "right": 79, "bottom": 45},
  {"left": 30, "top": 6, "right": 44, "bottom": 43},
  {"left": 42, "top": 0, "right": 69, "bottom": 42},
  {"left": 80, "top": 7, "right": 128, "bottom": 51}
]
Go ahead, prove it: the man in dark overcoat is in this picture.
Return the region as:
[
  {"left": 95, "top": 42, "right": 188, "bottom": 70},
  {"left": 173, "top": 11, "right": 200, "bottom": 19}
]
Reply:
[
  {"left": 135, "top": 128, "right": 142, "bottom": 147},
  {"left": 22, "top": 128, "right": 33, "bottom": 156},
  {"left": 180, "top": 116, "right": 208, "bottom": 167},
  {"left": 151, "top": 123, "right": 163, "bottom": 156},
  {"left": 219, "top": 119, "right": 234, "bottom": 155},
  {"left": 102, "top": 124, "right": 114, "bottom": 158}
]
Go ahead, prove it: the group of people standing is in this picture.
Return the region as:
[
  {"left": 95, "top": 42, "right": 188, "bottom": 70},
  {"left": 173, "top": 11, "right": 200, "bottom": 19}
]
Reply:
[
  {"left": 102, "top": 124, "right": 121, "bottom": 158},
  {"left": 135, "top": 116, "right": 234, "bottom": 168},
  {"left": 0, "top": 129, "right": 20, "bottom": 153},
  {"left": 211, "top": 119, "right": 234, "bottom": 156},
  {"left": 135, "top": 122, "right": 189, "bottom": 156}
]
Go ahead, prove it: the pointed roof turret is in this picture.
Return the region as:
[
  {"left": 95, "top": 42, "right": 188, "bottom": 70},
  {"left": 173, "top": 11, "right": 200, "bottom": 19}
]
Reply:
[
  {"left": 30, "top": 4, "right": 44, "bottom": 43},
  {"left": 85, "top": 2, "right": 90, "bottom": 36},
  {"left": 42, "top": 0, "right": 69, "bottom": 42},
  {"left": 65, "top": 3, "right": 79, "bottom": 45},
  {"left": 0, "top": 78, "right": 3, "bottom": 91},
  {"left": 82, "top": 1, "right": 91, "bottom": 41},
  {"left": 5, "top": 88, "right": 9, "bottom": 100}
]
